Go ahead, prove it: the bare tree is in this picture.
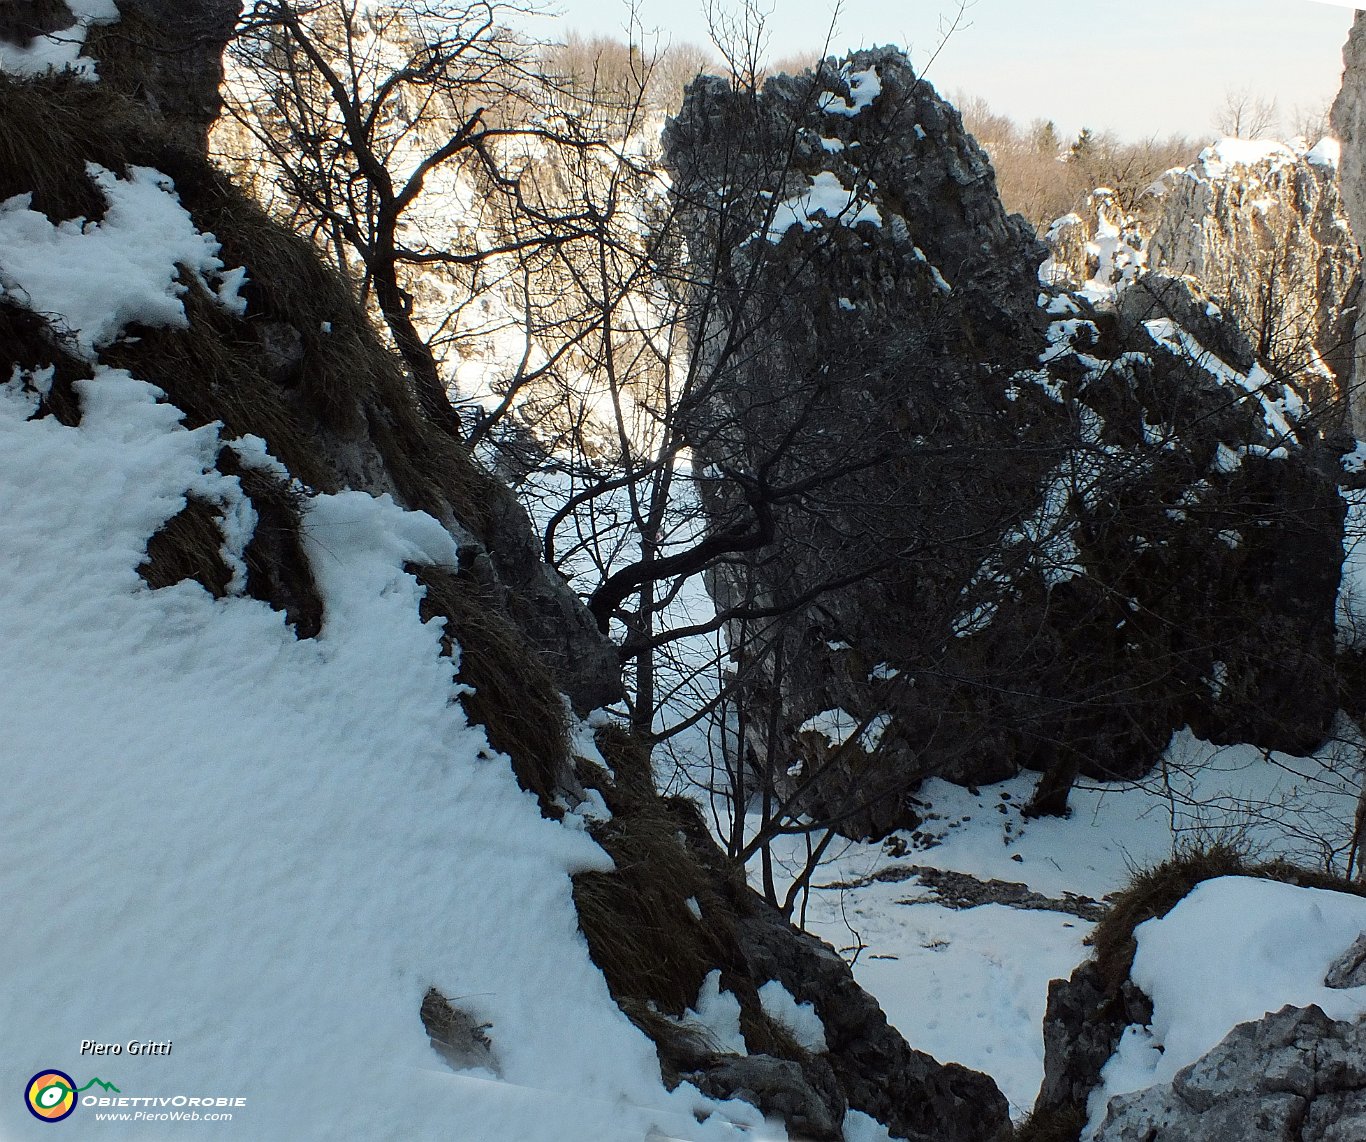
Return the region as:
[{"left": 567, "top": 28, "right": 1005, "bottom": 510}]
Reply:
[
  {"left": 222, "top": 0, "right": 619, "bottom": 435},
  {"left": 1215, "top": 86, "right": 1280, "bottom": 139}
]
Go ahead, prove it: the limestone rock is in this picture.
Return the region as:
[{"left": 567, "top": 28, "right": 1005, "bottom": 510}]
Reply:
[
  {"left": 1333, "top": 13, "right": 1366, "bottom": 434},
  {"left": 1092, "top": 1005, "right": 1366, "bottom": 1142},
  {"left": 1042, "top": 141, "right": 1358, "bottom": 421},
  {"left": 1034, "top": 960, "right": 1153, "bottom": 1121},
  {"left": 1325, "top": 931, "right": 1366, "bottom": 989},
  {"left": 1145, "top": 140, "right": 1358, "bottom": 415},
  {"left": 687, "top": 1055, "right": 843, "bottom": 1140},
  {"left": 734, "top": 897, "right": 1012, "bottom": 1142},
  {"left": 666, "top": 48, "right": 1345, "bottom": 834}
]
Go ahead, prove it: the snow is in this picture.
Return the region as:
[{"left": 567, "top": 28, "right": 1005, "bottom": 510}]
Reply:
[
  {"left": 754, "top": 171, "right": 883, "bottom": 243},
  {"left": 669, "top": 971, "right": 747, "bottom": 1056},
  {"left": 757, "top": 981, "right": 827, "bottom": 1053},
  {"left": 1197, "top": 137, "right": 1298, "bottom": 178},
  {"left": 0, "top": 0, "right": 118, "bottom": 80},
  {"left": 797, "top": 708, "right": 889, "bottom": 752},
  {"left": 1087, "top": 876, "right": 1366, "bottom": 1135},
  {"left": 754, "top": 729, "right": 1361, "bottom": 1120},
  {"left": 841, "top": 1108, "right": 901, "bottom": 1142},
  {"left": 0, "top": 164, "right": 246, "bottom": 357},
  {"left": 798, "top": 708, "right": 861, "bottom": 745},
  {"left": 818, "top": 67, "right": 882, "bottom": 118},
  {"left": 0, "top": 159, "right": 770, "bottom": 1141},
  {"left": 1306, "top": 136, "right": 1342, "bottom": 169},
  {"left": 1143, "top": 317, "right": 1298, "bottom": 439}
]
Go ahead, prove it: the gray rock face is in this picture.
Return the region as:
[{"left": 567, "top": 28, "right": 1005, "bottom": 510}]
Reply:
[
  {"left": 734, "top": 896, "right": 1012, "bottom": 1142},
  {"left": 1325, "top": 931, "right": 1366, "bottom": 989},
  {"left": 1044, "top": 144, "right": 1359, "bottom": 421},
  {"left": 1333, "top": 14, "right": 1366, "bottom": 434},
  {"left": 666, "top": 48, "right": 1345, "bottom": 833},
  {"left": 1147, "top": 143, "right": 1357, "bottom": 416},
  {"left": 1092, "top": 1005, "right": 1366, "bottom": 1142},
  {"left": 1034, "top": 959, "right": 1153, "bottom": 1122},
  {"left": 688, "top": 1055, "right": 843, "bottom": 1140}
]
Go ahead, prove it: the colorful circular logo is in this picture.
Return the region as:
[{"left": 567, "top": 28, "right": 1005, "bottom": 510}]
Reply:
[{"left": 25, "top": 1070, "right": 77, "bottom": 1122}]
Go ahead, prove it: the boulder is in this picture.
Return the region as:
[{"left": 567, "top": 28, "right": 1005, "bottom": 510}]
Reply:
[{"left": 1092, "top": 1004, "right": 1366, "bottom": 1142}]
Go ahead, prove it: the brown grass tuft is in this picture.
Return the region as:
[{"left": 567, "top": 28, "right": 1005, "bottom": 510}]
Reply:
[
  {"left": 1092, "top": 840, "right": 1366, "bottom": 993},
  {"left": 0, "top": 297, "right": 89, "bottom": 426},
  {"left": 0, "top": 74, "right": 496, "bottom": 541},
  {"left": 408, "top": 562, "right": 569, "bottom": 814},
  {"left": 218, "top": 447, "right": 324, "bottom": 639},
  {"left": 571, "top": 726, "right": 809, "bottom": 1079},
  {"left": 1011, "top": 1103, "right": 1088, "bottom": 1142},
  {"left": 138, "top": 494, "right": 233, "bottom": 597}
]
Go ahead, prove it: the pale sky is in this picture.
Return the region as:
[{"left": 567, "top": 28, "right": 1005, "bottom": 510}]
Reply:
[{"left": 532, "top": 0, "right": 1356, "bottom": 141}]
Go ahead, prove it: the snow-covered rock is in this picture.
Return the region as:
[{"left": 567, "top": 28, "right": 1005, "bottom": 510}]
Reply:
[
  {"left": 1043, "top": 138, "right": 1358, "bottom": 420},
  {"left": 665, "top": 46, "right": 1346, "bottom": 835}
]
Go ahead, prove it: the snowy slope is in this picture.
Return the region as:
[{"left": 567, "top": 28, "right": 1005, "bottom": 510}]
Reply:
[
  {"left": 755, "top": 732, "right": 1362, "bottom": 1119},
  {"left": 0, "top": 145, "right": 770, "bottom": 1142}
]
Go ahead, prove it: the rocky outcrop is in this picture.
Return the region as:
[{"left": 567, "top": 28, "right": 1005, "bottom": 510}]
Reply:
[
  {"left": 1044, "top": 140, "right": 1359, "bottom": 419},
  {"left": 1092, "top": 1004, "right": 1366, "bottom": 1141},
  {"left": 0, "top": 0, "right": 241, "bottom": 146},
  {"left": 1033, "top": 960, "right": 1153, "bottom": 1124},
  {"left": 1040, "top": 189, "right": 1145, "bottom": 299},
  {"left": 733, "top": 887, "right": 1012, "bottom": 1142},
  {"left": 1326, "top": 931, "right": 1366, "bottom": 989},
  {"left": 1333, "top": 13, "right": 1366, "bottom": 434},
  {"left": 666, "top": 48, "right": 1345, "bottom": 834},
  {"left": 574, "top": 729, "right": 1012, "bottom": 1142}
]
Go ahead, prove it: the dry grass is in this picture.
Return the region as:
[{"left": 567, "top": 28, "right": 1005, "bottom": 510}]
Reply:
[
  {"left": 408, "top": 563, "right": 569, "bottom": 813},
  {"left": 1091, "top": 840, "right": 1366, "bottom": 993},
  {"left": 571, "top": 726, "right": 807, "bottom": 1078},
  {"left": 0, "top": 73, "right": 496, "bottom": 541},
  {"left": 138, "top": 494, "right": 233, "bottom": 597},
  {"left": 0, "top": 71, "right": 517, "bottom": 640},
  {"left": 218, "top": 447, "right": 324, "bottom": 639},
  {"left": 1011, "top": 1104, "right": 1088, "bottom": 1142},
  {"left": 0, "top": 297, "right": 88, "bottom": 426}
]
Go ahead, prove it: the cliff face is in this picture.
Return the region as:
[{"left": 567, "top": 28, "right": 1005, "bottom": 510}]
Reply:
[
  {"left": 1333, "top": 13, "right": 1366, "bottom": 433},
  {"left": 667, "top": 49, "right": 1344, "bottom": 834},
  {"left": 1044, "top": 139, "right": 1359, "bottom": 419}
]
